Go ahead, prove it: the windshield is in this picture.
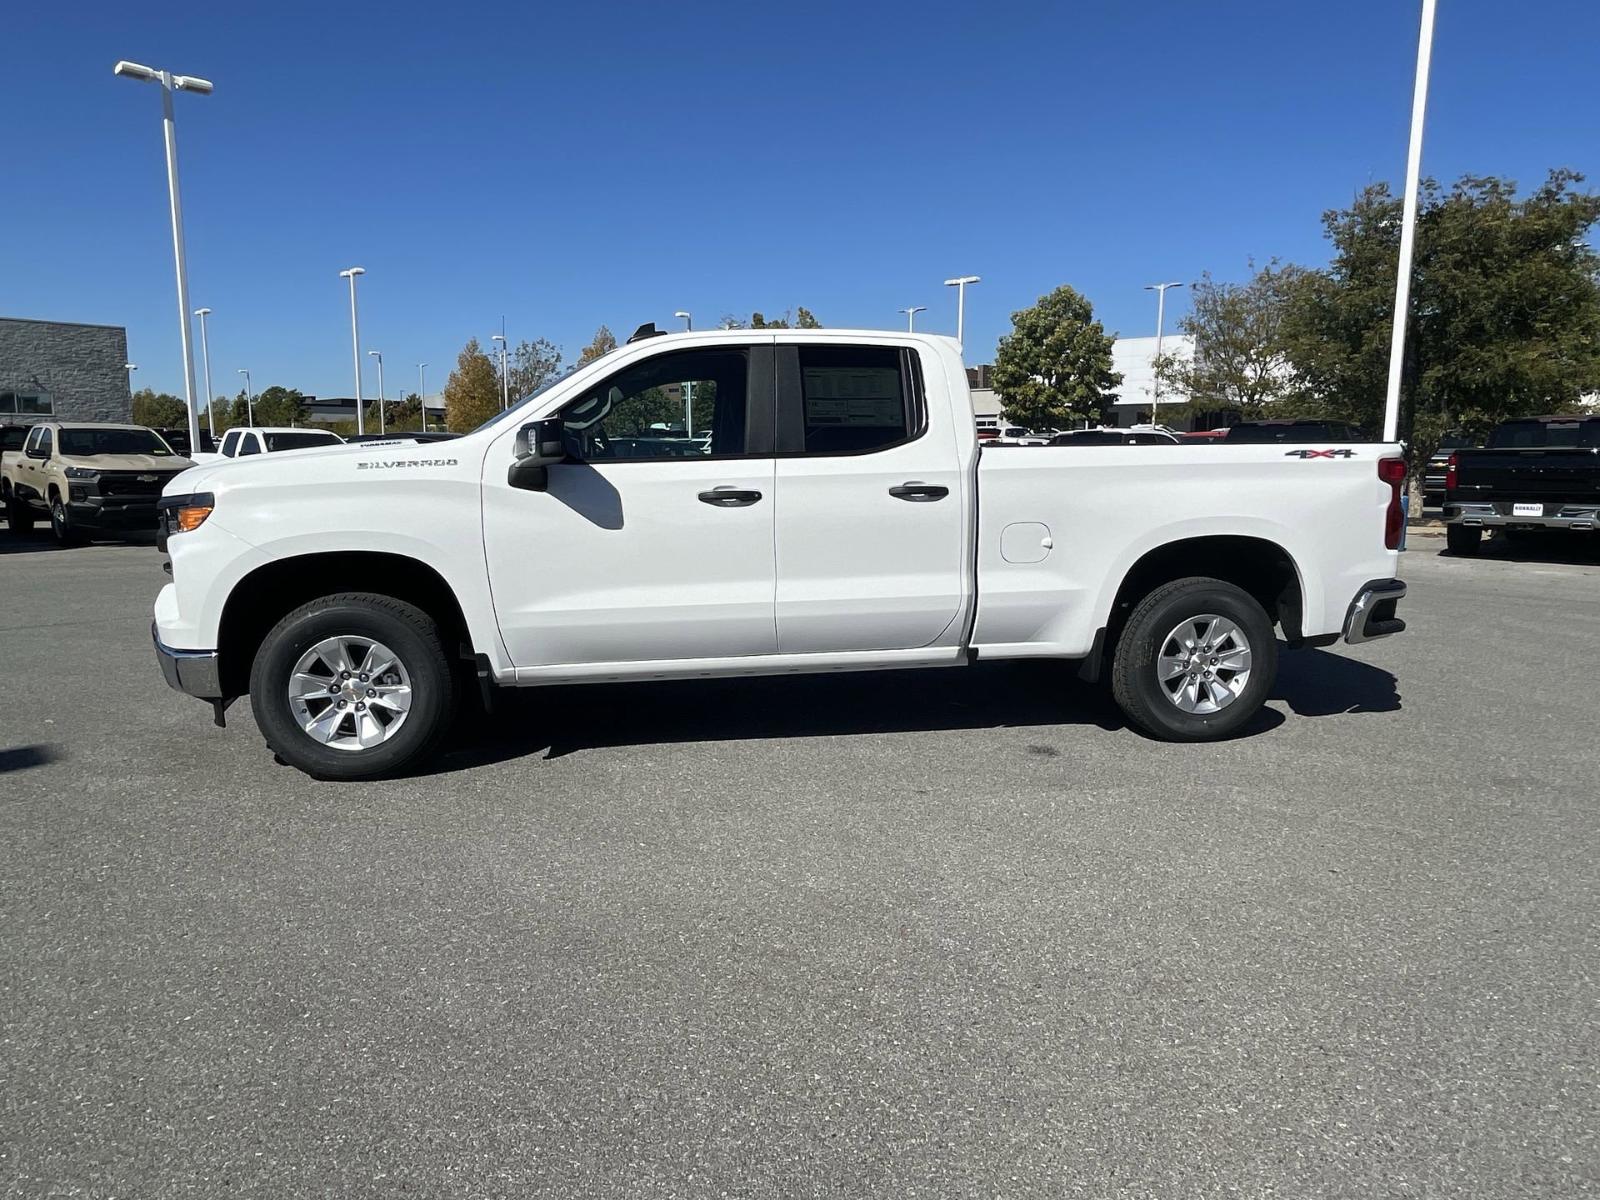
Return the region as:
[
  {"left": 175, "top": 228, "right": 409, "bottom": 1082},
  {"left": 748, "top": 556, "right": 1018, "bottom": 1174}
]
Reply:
[
  {"left": 1488, "top": 420, "right": 1600, "bottom": 449},
  {"left": 263, "top": 431, "right": 341, "bottom": 452},
  {"left": 58, "top": 427, "right": 173, "bottom": 456}
]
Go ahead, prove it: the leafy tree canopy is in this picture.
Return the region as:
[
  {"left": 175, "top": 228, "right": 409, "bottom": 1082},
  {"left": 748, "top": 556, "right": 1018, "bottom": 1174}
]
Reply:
[
  {"left": 1283, "top": 169, "right": 1600, "bottom": 469},
  {"left": 992, "top": 285, "right": 1121, "bottom": 429},
  {"left": 444, "top": 338, "right": 502, "bottom": 432},
  {"left": 130, "top": 387, "right": 187, "bottom": 429}
]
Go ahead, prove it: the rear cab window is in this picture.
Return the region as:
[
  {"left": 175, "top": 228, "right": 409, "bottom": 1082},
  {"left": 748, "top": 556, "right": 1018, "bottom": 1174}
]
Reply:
[{"left": 777, "top": 344, "right": 923, "bottom": 455}]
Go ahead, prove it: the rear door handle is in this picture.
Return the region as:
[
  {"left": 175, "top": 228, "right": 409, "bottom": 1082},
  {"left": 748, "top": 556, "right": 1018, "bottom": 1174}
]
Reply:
[
  {"left": 889, "top": 482, "right": 949, "bottom": 502},
  {"left": 698, "top": 487, "right": 763, "bottom": 508}
]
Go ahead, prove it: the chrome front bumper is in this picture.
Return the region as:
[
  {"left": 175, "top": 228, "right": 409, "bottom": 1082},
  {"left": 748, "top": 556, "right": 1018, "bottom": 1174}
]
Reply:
[
  {"left": 1343, "top": 579, "right": 1407, "bottom": 645},
  {"left": 152, "top": 622, "right": 223, "bottom": 699}
]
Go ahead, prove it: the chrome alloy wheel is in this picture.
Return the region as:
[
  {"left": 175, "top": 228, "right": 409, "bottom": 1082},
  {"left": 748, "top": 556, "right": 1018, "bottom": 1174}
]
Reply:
[
  {"left": 287, "top": 635, "right": 413, "bottom": 751},
  {"left": 1156, "top": 614, "right": 1253, "bottom": 714}
]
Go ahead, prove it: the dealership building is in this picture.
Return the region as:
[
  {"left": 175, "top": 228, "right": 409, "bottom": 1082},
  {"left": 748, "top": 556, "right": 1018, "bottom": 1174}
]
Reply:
[{"left": 0, "top": 317, "right": 132, "bottom": 425}]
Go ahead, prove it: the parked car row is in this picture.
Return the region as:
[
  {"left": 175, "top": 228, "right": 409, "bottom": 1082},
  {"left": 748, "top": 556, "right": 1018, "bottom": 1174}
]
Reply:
[{"left": 1, "top": 420, "right": 457, "bottom": 546}]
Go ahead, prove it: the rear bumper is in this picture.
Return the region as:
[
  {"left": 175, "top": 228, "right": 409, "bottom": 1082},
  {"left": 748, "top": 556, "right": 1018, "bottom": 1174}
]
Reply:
[
  {"left": 1343, "top": 578, "right": 1407, "bottom": 645},
  {"left": 1444, "top": 501, "right": 1599, "bottom": 531},
  {"left": 152, "top": 622, "right": 223, "bottom": 699}
]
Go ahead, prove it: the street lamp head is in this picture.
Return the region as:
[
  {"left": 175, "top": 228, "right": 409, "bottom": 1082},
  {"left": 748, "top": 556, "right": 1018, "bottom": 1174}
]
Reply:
[
  {"left": 193, "top": 306, "right": 211, "bottom": 317},
  {"left": 944, "top": 276, "right": 980, "bottom": 287},
  {"left": 1144, "top": 281, "right": 1184, "bottom": 291},
  {"left": 339, "top": 266, "right": 366, "bottom": 279},
  {"left": 674, "top": 311, "right": 691, "bottom": 319},
  {"left": 491, "top": 334, "right": 505, "bottom": 345},
  {"left": 172, "top": 75, "right": 213, "bottom": 94},
  {"left": 113, "top": 60, "right": 159, "bottom": 82},
  {"left": 368, "top": 350, "right": 382, "bottom": 360},
  {"left": 124, "top": 363, "right": 137, "bottom": 371}
]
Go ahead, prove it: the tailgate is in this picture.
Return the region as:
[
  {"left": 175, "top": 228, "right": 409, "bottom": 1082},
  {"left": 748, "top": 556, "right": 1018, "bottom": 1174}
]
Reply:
[{"left": 1454, "top": 450, "right": 1600, "bottom": 504}]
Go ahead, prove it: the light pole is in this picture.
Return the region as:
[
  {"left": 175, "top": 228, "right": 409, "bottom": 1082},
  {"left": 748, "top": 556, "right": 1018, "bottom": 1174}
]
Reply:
[
  {"left": 418, "top": 362, "right": 428, "bottom": 432},
  {"left": 1384, "top": 0, "right": 1437, "bottom": 445},
  {"left": 674, "top": 312, "right": 694, "bottom": 433},
  {"left": 193, "top": 307, "right": 216, "bottom": 435},
  {"left": 1143, "top": 282, "right": 1184, "bottom": 416},
  {"left": 236, "top": 368, "right": 253, "bottom": 426},
  {"left": 339, "top": 267, "right": 366, "bottom": 435},
  {"left": 368, "top": 350, "right": 386, "bottom": 434},
  {"left": 900, "top": 305, "right": 927, "bottom": 331},
  {"left": 113, "top": 60, "right": 212, "bottom": 455},
  {"left": 491, "top": 331, "right": 510, "bottom": 411},
  {"left": 943, "top": 276, "right": 980, "bottom": 345}
]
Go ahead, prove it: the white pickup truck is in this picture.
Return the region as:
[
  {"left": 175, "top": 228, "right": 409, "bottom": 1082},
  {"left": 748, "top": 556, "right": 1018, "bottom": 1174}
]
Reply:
[{"left": 152, "top": 328, "right": 1408, "bottom": 779}]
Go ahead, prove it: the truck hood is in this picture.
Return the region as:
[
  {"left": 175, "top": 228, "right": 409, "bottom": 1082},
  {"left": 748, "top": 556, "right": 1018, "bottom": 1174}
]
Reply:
[
  {"left": 66, "top": 453, "right": 195, "bottom": 472},
  {"left": 160, "top": 438, "right": 468, "bottom": 497}
]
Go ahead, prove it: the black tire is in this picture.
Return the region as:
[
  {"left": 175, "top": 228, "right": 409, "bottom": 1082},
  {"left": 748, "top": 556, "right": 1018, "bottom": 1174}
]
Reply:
[
  {"left": 7, "top": 496, "right": 34, "bottom": 534},
  {"left": 48, "top": 494, "right": 81, "bottom": 546},
  {"left": 1110, "top": 576, "right": 1279, "bottom": 742},
  {"left": 249, "top": 592, "right": 456, "bottom": 780},
  {"left": 1446, "top": 525, "right": 1482, "bottom": 556}
]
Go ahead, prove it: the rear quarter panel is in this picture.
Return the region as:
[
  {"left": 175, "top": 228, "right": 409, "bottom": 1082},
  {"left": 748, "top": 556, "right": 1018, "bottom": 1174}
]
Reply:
[{"left": 972, "top": 444, "right": 1402, "bottom": 655}]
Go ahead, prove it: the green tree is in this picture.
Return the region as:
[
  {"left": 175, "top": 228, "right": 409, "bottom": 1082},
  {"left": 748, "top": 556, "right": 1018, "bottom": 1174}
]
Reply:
[
  {"left": 1153, "top": 261, "right": 1309, "bottom": 420},
  {"left": 1283, "top": 170, "right": 1600, "bottom": 471},
  {"left": 508, "top": 337, "right": 564, "bottom": 399},
  {"left": 577, "top": 325, "right": 617, "bottom": 366},
  {"left": 444, "top": 338, "right": 502, "bottom": 431},
  {"left": 367, "top": 391, "right": 427, "bottom": 432},
  {"left": 217, "top": 384, "right": 307, "bottom": 430},
  {"left": 720, "top": 307, "right": 823, "bottom": 330},
  {"left": 992, "top": 285, "right": 1122, "bottom": 429},
  {"left": 130, "top": 387, "right": 187, "bottom": 428}
]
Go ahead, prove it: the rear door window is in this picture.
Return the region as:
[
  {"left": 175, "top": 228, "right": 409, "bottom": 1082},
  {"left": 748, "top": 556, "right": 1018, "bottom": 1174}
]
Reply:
[
  {"left": 238, "top": 433, "right": 262, "bottom": 456},
  {"left": 778, "top": 345, "right": 921, "bottom": 455}
]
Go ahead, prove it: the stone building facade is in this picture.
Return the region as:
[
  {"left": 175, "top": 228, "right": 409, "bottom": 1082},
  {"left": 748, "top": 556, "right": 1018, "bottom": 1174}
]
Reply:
[{"left": 0, "top": 317, "right": 132, "bottom": 425}]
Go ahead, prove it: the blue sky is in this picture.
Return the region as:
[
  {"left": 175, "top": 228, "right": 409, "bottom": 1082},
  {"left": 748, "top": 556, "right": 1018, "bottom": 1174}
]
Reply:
[{"left": 5, "top": 0, "right": 1598, "bottom": 401}]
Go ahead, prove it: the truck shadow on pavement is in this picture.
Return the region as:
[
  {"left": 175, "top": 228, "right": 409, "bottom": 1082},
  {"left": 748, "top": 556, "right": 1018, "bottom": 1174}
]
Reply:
[
  {"left": 1438, "top": 532, "right": 1600, "bottom": 565},
  {"left": 418, "top": 644, "right": 1398, "bottom": 772}
]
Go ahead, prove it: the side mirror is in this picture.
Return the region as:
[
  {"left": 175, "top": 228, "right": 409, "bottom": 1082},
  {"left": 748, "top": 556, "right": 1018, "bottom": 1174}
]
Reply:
[{"left": 508, "top": 417, "right": 566, "bottom": 492}]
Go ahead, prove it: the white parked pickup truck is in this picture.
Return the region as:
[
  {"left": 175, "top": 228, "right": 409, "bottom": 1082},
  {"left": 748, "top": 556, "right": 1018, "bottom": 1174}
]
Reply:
[{"left": 152, "top": 328, "right": 1408, "bottom": 779}]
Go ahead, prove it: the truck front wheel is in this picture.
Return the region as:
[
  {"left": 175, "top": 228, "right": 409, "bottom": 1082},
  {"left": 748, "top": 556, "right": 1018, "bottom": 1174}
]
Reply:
[
  {"left": 1446, "top": 525, "right": 1482, "bottom": 555},
  {"left": 1110, "top": 577, "right": 1278, "bottom": 742},
  {"left": 249, "top": 592, "right": 456, "bottom": 780}
]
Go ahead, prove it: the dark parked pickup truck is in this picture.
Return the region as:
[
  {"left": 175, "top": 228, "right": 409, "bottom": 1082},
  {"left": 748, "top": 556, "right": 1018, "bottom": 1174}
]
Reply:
[{"left": 1442, "top": 415, "right": 1600, "bottom": 554}]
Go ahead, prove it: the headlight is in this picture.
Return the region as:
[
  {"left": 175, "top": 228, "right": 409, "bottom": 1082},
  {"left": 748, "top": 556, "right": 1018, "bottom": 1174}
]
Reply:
[
  {"left": 64, "top": 466, "right": 99, "bottom": 479},
  {"left": 158, "top": 491, "right": 215, "bottom": 534},
  {"left": 174, "top": 501, "right": 214, "bottom": 532}
]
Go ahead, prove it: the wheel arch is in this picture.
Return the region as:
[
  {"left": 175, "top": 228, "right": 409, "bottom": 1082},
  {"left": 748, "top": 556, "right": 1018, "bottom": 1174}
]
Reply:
[
  {"left": 216, "top": 551, "right": 477, "bottom": 699},
  {"left": 1080, "top": 534, "right": 1305, "bottom": 683}
]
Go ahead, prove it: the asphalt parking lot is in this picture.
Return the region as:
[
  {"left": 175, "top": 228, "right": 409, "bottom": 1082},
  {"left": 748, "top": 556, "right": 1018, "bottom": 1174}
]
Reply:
[{"left": 3, "top": 529, "right": 1598, "bottom": 1198}]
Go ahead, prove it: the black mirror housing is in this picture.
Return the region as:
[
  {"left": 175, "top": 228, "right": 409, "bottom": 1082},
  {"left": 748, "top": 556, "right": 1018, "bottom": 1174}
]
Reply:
[{"left": 509, "top": 417, "right": 565, "bottom": 491}]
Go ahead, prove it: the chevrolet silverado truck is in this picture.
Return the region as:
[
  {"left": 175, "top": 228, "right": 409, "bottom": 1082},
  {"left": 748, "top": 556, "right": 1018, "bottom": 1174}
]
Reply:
[
  {"left": 152, "top": 328, "right": 1409, "bottom": 779},
  {"left": 3, "top": 422, "right": 194, "bottom": 545},
  {"left": 1442, "top": 415, "right": 1600, "bottom": 554}
]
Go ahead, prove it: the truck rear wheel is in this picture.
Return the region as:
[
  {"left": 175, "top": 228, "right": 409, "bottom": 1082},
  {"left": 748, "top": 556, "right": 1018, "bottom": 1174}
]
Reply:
[
  {"left": 249, "top": 592, "right": 456, "bottom": 780},
  {"left": 1110, "top": 577, "right": 1278, "bottom": 742},
  {"left": 1446, "top": 525, "right": 1482, "bottom": 555},
  {"left": 6, "top": 496, "right": 34, "bottom": 535}
]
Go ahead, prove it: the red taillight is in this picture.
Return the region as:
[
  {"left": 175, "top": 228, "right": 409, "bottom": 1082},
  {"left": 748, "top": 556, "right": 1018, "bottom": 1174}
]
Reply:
[
  {"left": 1379, "top": 457, "right": 1406, "bottom": 550},
  {"left": 1444, "top": 452, "right": 1458, "bottom": 495}
]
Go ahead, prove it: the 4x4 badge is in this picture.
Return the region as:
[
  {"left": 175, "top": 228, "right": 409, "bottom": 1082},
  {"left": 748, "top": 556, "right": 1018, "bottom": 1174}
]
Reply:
[{"left": 1284, "top": 449, "right": 1355, "bottom": 458}]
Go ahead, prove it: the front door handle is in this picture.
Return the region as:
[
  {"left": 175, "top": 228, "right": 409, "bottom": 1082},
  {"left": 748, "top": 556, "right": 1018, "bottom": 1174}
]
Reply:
[
  {"left": 698, "top": 487, "right": 763, "bottom": 508},
  {"left": 889, "top": 482, "right": 949, "bottom": 502}
]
